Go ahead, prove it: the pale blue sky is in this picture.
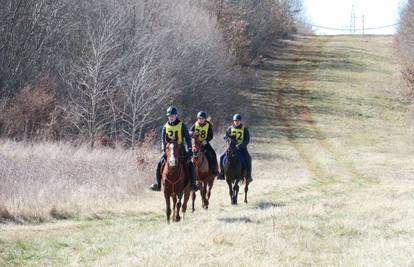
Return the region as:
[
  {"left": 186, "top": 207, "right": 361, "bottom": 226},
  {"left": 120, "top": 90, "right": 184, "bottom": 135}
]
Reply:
[{"left": 303, "top": 0, "right": 408, "bottom": 35}]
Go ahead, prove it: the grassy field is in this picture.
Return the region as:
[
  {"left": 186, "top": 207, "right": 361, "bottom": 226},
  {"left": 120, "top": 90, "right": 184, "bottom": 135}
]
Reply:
[
  {"left": 0, "top": 140, "right": 156, "bottom": 223},
  {"left": 1, "top": 35, "right": 414, "bottom": 266}
]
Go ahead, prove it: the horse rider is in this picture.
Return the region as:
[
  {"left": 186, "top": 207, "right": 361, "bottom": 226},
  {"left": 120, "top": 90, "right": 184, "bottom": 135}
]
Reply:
[
  {"left": 149, "top": 106, "right": 199, "bottom": 192},
  {"left": 190, "top": 111, "right": 219, "bottom": 176},
  {"left": 217, "top": 114, "right": 253, "bottom": 183}
]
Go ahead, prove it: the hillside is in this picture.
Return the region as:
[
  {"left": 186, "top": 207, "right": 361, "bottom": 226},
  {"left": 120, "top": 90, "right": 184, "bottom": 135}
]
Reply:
[{"left": 1, "top": 35, "right": 414, "bottom": 266}]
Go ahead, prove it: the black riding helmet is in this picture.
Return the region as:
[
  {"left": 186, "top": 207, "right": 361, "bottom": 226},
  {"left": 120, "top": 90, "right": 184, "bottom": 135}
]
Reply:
[
  {"left": 233, "top": 114, "right": 242, "bottom": 121},
  {"left": 197, "top": 111, "right": 207, "bottom": 119},
  {"left": 166, "top": 106, "right": 178, "bottom": 116}
]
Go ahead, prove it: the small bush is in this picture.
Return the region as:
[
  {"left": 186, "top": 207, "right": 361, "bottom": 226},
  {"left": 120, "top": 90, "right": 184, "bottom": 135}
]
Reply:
[{"left": 0, "top": 79, "right": 57, "bottom": 140}]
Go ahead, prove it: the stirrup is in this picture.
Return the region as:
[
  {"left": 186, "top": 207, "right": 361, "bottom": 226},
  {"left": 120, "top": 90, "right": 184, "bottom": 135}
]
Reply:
[{"left": 149, "top": 183, "right": 161, "bottom": 191}]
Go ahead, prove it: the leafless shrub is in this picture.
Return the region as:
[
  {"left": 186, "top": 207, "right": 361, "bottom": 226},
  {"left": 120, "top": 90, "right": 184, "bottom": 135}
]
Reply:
[{"left": 0, "top": 79, "right": 57, "bottom": 140}]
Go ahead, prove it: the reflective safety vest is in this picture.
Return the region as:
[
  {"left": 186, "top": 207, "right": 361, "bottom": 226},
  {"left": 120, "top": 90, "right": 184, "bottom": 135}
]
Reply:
[
  {"left": 194, "top": 122, "right": 210, "bottom": 142},
  {"left": 165, "top": 121, "right": 183, "bottom": 144},
  {"left": 231, "top": 126, "right": 244, "bottom": 145}
]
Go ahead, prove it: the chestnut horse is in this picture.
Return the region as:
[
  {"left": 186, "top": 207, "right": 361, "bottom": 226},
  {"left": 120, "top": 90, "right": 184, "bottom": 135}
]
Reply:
[
  {"left": 224, "top": 136, "right": 249, "bottom": 205},
  {"left": 191, "top": 133, "right": 215, "bottom": 211},
  {"left": 162, "top": 140, "right": 191, "bottom": 223}
]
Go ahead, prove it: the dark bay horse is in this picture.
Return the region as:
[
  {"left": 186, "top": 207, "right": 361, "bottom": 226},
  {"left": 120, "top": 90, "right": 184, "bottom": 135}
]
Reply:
[
  {"left": 191, "top": 132, "right": 215, "bottom": 211},
  {"left": 223, "top": 136, "right": 249, "bottom": 205},
  {"left": 162, "top": 140, "right": 191, "bottom": 223}
]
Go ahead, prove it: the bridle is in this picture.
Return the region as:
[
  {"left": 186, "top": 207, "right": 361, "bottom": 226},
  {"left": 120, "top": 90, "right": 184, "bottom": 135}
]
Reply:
[
  {"left": 165, "top": 142, "right": 184, "bottom": 193},
  {"left": 226, "top": 136, "right": 238, "bottom": 158}
]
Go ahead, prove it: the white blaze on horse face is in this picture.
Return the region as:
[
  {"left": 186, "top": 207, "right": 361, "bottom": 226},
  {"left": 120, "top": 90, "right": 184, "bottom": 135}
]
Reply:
[{"left": 169, "top": 143, "right": 176, "bottom": 167}]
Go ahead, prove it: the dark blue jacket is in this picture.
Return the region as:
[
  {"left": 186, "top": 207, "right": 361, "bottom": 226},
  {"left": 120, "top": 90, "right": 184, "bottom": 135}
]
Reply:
[
  {"left": 161, "top": 119, "right": 192, "bottom": 152},
  {"left": 225, "top": 124, "right": 250, "bottom": 149}
]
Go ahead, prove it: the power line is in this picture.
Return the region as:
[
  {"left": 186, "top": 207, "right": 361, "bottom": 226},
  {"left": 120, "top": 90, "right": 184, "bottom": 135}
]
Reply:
[{"left": 307, "top": 23, "right": 399, "bottom": 32}]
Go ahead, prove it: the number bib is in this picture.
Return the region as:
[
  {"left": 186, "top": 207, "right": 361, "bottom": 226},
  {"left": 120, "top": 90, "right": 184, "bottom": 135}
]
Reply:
[
  {"left": 231, "top": 126, "right": 244, "bottom": 144},
  {"left": 165, "top": 121, "right": 183, "bottom": 144},
  {"left": 195, "top": 122, "right": 210, "bottom": 142}
]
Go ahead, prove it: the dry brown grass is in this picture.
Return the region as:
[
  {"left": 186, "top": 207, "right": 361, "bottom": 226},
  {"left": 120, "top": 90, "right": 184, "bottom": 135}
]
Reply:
[
  {"left": 1, "top": 35, "right": 414, "bottom": 267},
  {"left": 0, "top": 140, "right": 156, "bottom": 223}
]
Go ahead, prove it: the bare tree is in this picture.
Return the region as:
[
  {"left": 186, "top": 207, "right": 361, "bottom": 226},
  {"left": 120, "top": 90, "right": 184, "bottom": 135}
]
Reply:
[
  {"left": 0, "top": 0, "right": 305, "bottom": 143},
  {"left": 119, "top": 41, "right": 175, "bottom": 148},
  {"left": 0, "top": 0, "right": 68, "bottom": 97},
  {"left": 63, "top": 8, "right": 123, "bottom": 148}
]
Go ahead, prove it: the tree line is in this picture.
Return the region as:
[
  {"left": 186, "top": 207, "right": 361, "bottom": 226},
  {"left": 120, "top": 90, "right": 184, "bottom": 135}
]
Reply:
[
  {"left": 0, "top": 0, "right": 305, "bottom": 148},
  {"left": 397, "top": 0, "right": 414, "bottom": 97}
]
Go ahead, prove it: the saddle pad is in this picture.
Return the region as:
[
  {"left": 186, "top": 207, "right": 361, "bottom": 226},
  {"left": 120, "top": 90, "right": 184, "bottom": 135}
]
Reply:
[
  {"left": 222, "top": 152, "right": 247, "bottom": 169},
  {"left": 161, "top": 161, "right": 190, "bottom": 186}
]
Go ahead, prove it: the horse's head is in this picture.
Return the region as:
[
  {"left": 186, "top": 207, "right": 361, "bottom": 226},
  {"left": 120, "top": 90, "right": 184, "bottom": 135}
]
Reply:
[
  {"left": 165, "top": 138, "right": 181, "bottom": 168},
  {"left": 225, "top": 135, "right": 238, "bottom": 157},
  {"left": 191, "top": 131, "right": 202, "bottom": 158}
]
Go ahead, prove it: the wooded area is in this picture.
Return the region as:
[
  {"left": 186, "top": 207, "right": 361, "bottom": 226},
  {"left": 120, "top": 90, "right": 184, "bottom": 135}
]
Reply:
[{"left": 0, "top": 0, "right": 305, "bottom": 147}]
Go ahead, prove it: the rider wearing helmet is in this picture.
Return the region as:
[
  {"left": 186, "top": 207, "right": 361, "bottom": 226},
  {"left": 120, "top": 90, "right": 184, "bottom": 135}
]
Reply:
[
  {"left": 149, "top": 106, "right": 199, "bottom": 192},
  {"left": 217, "top": 114, "right": 253, "bottom": 183},
  {"left": 190, "top": 111, "right": 219, "bottom": 176}
]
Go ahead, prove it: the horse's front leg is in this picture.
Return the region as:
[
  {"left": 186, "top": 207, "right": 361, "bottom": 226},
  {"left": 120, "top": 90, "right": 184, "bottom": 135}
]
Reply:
[
  {"left": 244, "top": 180, "right": 249, "bottom": 204},
  {"left": 191, "top": 191, "right": 196, "bottom": 212},
  {"left": 172, "top": 193, "right": 177, "bottom": 222},
  {"left": 201, "top": 181, "right": 208, "bottom": 209},
  {"left": 233, "top": 179, "right": 240, "bottom": 205},
  {"left": 206, "top": 177, "right": 214, "bottom": 209},
  {"left": 227, "top": 179, "right": 233, "bottom": 205},
  {"left": 182, "top": 188, "right": 191, "bottom": 220},
  {"left": 176, "top": 194, "right": 182, "bottom": 222},
  {"left": 164, "top": 191, "right": 171, "bottom": 223}
]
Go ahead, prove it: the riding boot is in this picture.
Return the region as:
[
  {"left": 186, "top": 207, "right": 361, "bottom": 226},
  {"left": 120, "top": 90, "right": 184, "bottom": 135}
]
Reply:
[
  {"left": 205, "top": 149, "right": 215, "bottom": 175},
  {"left": 212, "top": 152, "right": 219, "bottom": 176},
  {"left": 149, "top": 157, "right": 163, "bottom": 191},
  {"left": 188, "top": 163, "right": 199, "bottom": 191},
  {"left": 217, "top": 154, "right": 225, "bottom": 180}
]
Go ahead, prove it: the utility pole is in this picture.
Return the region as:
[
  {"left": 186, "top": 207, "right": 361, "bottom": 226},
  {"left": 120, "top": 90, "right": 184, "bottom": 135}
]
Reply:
[
  {"left": 350, "top": 5, "right": 356, "bottom": 34},
  {"left": 362, "top": 14, "right": 365, "bottom": 35}
]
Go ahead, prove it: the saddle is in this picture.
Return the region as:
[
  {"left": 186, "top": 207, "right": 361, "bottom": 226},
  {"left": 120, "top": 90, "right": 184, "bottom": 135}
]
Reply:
[
  {"left": 160, "top": 160, "right": 190, "bottom": 186},
  {"left": 222, "top": 151, "right": 247, "bottom": 170}
]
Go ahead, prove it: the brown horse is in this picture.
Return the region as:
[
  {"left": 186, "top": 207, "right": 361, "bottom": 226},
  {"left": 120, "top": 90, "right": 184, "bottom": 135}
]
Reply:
[
  {"left": 162, "top": 140, "right": 191, "bottom": 223},
  {"left": 191, "top": 133, "right": 215, "bottom": 211}
]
